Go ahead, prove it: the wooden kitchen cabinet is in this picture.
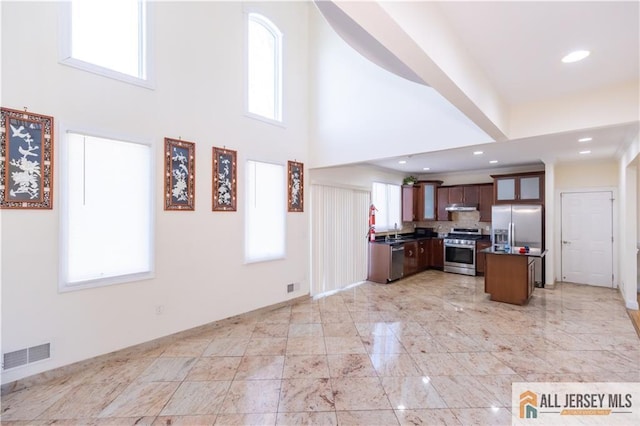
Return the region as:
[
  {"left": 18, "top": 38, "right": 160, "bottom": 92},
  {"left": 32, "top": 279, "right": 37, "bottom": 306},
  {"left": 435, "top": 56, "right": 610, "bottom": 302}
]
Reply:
[
  {"left": 403, "top": 241, "right": 418, "bottom": 276},
  {"left": 484, "top": 250, "right": 540, "bottom": 305},
  {"left": 448, "top": 186, "right": 464, "bottom": 204},
  {"left": 463, "top": 185, "right": 479, "bottom": 206},
  {"left": 416, "top": 181, "right": 441, "bottom": 221},
  {"left": 436, "top": 187, "right": 449, "bottom": 221},
  {"left": 492, "top": 171, "right": 544, "bottom": 204},
  {"left": 417, "top": 239, "right": 430, "bottom": 270},
  {"left": 402, "top": 185, "right": 418, "bottom": 222},
  {"left": 475, "top": 240, "right": 491, "bottom": 275},
  {"left": 436, "top": 184, "right": 484, "bottom": 220},
  {"left": 430, "top": 238, "right": 444, "bottom": 269},
  {"left": 478, "top": 184, "right": 493, "bottom": 222},
  {"left": 402, "top": 181, "right": 441, "bottom": 222}
]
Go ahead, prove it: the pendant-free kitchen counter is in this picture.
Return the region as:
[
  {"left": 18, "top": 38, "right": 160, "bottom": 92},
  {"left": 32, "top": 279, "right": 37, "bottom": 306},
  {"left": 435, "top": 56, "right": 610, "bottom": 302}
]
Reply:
[{"left": 480, "top": 247, "right": 547, "bottom": 305}]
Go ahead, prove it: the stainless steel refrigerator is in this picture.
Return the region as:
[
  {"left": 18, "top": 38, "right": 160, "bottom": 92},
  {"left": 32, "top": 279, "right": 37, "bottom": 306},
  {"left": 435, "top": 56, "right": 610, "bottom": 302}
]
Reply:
[{"left": 491, "top": 204, "right": 544, "bottom": 285}]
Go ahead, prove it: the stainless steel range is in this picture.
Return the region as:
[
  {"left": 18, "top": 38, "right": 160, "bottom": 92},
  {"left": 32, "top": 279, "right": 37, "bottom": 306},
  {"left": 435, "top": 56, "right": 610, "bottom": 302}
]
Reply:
[{"left": 444, "top": 228, "right": 483, "bottom": 276}]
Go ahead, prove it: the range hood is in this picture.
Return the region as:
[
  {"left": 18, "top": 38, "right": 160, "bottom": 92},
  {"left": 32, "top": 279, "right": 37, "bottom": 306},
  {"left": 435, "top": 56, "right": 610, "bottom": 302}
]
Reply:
[{"left": 445, "top": 204, "right": 478, "bottom": 212}]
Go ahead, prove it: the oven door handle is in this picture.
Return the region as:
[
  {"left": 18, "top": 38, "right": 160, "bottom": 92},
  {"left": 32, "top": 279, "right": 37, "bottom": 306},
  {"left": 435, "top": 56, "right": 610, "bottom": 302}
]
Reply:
[{"left": 444, "top": 243, "right": 475, "bottom": 249}]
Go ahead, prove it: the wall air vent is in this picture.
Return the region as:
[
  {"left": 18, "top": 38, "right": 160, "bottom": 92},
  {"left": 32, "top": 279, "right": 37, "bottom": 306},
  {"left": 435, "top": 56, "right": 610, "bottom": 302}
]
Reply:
[{"left": 3, "top": 343, "right": 51, "bottom": 370}]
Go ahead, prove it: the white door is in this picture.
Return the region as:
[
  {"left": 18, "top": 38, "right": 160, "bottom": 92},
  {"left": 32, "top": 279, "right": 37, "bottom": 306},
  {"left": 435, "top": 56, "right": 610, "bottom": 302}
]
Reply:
[{"left": 561, "top": 191, "right": 613, "bottom": 287}]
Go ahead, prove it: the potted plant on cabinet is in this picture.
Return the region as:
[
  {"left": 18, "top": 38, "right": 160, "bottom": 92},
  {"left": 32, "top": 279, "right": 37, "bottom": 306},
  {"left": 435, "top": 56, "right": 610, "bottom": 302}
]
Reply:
[{"left": 403, "top": 176, "right": 418, "bottom": 186}]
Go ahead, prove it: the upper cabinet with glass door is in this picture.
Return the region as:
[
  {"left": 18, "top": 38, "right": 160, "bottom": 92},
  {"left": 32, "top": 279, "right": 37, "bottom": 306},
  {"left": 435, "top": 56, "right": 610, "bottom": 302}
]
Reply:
[
  {"left": 417, "top": 181, "right": 442, "bottom": 221},
  {"left": 491, "top": 172, "right": 544, "bottom": 204}
]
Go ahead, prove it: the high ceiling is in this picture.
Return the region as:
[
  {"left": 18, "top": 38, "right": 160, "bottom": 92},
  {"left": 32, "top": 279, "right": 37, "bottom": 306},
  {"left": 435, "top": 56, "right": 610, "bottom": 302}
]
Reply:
[{"left": 323, "top": 1, "right": 639, "bottom": 175}]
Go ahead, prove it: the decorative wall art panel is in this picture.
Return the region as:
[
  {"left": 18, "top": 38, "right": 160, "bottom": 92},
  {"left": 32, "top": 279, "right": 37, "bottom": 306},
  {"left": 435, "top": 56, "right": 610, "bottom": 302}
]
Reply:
[
  {"left": 1, "top": 107, "right": 54, "bottom": 209},
  {"left": 164, "top": 137, "right": 195, "bottom": 210},
  {"left": 212, "top": 146, "right": 237, "bottom": 211},
  {"left": 288, "top": 160, "right": 303, "bottom": 212}
]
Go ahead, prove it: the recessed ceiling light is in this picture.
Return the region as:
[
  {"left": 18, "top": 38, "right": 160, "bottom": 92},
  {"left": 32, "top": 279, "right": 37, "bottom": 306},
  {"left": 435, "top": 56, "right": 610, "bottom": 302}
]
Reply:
[
  {"left": 578, "top": 137, "right": 592, "bottom": 142},
  {"left": 398, "top": 160, "right": 407, "bottom": 164},
  {"left": 579, "top": 150, "right": 591, "bottom": 154},
  {"left": 489, "top": 160, "right": 498, "bottom": 164},
  {"left": 562, "top": 50, "right": 590, "bottom": 63},
  {"left": 473, "top": 151, "right": 483, "bottom": 155},
  {"left": 423, "top": 167, "right": 430, "bottom": 171}
]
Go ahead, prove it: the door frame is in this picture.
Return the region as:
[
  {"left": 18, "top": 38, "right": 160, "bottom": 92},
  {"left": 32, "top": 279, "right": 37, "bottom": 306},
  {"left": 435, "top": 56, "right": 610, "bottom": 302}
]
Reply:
[{"left": 554, "top": 186, "right": 618, "bottom": 287}]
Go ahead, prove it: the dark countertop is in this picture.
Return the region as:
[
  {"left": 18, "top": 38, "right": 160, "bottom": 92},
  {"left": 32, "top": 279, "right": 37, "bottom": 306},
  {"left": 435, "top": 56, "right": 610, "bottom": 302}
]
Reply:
[
  {"left": 480, "top": 247, "right": 547, "bottom": 258},
  {"left": 372, "top": 233, "right": 491, "bottom": 245},
  {"left": 371, "top": 234, "right": 437, "bottom": 244}
]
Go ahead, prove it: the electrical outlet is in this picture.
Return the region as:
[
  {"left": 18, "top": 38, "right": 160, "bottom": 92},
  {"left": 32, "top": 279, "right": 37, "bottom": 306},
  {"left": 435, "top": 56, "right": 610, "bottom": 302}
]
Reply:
[
  {"left": 287, "top": 283, "right": 294, "bottom": 293},
  {"left": 155, "top": 305, "right": 165, "bottom": 315}
]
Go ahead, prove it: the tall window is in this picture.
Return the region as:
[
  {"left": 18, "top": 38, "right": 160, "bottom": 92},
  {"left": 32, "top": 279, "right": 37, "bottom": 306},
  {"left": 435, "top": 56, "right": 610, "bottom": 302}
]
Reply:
[
  {"left": 245, "top": 160, "right": 285, "bottom": 263},
  {"left": 247, "top": 13, "right": 282, "bottom": 122},
  {"left": 60, "top": 131, "right": 153, "bottom": 290},
  {"left": 60, "top": 0, "right": 149, "bottom": 85},
  {"left": 371, "top": 182, "right": 401, "bottom": 232}
]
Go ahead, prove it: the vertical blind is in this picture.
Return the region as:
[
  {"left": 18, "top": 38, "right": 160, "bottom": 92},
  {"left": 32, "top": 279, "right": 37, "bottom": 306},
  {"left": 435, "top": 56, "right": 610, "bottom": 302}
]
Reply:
[{"left": 311, "top": 184, "right": 370, "bottom": 296}]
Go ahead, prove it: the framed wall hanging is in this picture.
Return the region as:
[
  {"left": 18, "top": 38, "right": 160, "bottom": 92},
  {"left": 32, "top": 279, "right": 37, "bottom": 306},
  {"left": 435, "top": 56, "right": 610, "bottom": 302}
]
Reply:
[
  {"left": 164, "top": 137, "right": 195, "bottom": 210},
  {"left": 1, "top": 107, "right": 54, "bottom": 209},
  {"left": 212, "top": 146, "right": 237, "bottom": 211},
  {"left": 288, "top": 160, "right": 303, "bottom": 212}
]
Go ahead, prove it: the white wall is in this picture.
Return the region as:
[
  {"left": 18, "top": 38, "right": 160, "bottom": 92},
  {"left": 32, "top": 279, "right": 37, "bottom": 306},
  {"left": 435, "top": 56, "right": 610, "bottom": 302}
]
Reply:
[
  {"left": 307, "top": 4, "right": 492, "bottom": 169},
  {"left": 1, "top": 1, "right": 310, "bottom": 383},
  {"left": 311, "top": 164, "right": 404, "bottom": 190},
  {"left": 619, "top": 132, "right": 640, "bottom": 308},
  {"left": 555, "top": 160, "right": 619, "bottom": 188},
  {"left": 553, "top": 160, "right": 619, "bottom": 287}
]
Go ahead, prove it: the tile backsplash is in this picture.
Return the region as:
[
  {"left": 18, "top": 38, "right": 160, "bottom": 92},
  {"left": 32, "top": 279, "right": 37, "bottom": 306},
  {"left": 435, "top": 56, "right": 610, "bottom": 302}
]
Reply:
[{"left": 413, "top": 211, "right": 492, "bottom": 235}]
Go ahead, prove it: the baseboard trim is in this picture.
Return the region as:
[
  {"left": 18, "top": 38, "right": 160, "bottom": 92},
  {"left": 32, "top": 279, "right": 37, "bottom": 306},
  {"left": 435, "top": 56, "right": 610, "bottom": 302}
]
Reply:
[{"left": 1, "top": 294, "right": 310, "bottom": 396}]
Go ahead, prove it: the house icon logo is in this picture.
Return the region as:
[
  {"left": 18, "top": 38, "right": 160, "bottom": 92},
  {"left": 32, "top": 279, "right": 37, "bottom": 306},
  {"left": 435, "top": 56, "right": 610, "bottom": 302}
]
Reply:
[{"left": 520, "top": 390, "right": 538, "bottom": 419}]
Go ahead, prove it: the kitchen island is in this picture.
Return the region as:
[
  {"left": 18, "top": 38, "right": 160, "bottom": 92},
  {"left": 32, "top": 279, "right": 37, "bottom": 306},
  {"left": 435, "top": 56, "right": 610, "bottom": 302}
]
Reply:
[{"left": 480, "top": 247, "right": 547, "bottom": 305}]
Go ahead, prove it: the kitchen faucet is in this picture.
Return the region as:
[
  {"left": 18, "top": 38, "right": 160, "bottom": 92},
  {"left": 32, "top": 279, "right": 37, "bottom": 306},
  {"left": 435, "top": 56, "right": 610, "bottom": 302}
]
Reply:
[{"left": 394, "top": 223, "right": 398, "bottom": 239}]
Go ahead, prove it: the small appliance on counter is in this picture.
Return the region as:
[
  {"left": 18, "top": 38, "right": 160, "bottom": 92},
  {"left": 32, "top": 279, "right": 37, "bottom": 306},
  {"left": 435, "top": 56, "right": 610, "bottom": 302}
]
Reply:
[{"left": 414, "top": 227, "right": 435, "bottom": 238}]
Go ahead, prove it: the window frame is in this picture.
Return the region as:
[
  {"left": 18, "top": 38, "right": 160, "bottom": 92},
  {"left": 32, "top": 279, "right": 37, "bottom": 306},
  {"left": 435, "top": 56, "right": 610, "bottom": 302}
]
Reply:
[
  {"left": 58, "top": 1, "right": 154, "bottom": 89},
  {"left": 244, "top": 11, "right": 284, "bottom": 126},
  {"left": 244, "top": 159, "right": 286, "bottom": 264},
  {"left": 58, "top": 124, "right": 155, "bottom": 292}
]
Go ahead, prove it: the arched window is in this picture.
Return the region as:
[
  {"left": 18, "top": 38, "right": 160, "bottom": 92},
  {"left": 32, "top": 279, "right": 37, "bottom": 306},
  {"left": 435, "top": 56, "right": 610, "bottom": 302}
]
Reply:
[{"left": 247, "top": 13, "right": 282, "bottom": 122}]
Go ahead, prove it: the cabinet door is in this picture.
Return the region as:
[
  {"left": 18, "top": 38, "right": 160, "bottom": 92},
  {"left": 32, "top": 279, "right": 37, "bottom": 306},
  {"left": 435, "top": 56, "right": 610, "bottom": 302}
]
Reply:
[
  {"left": 478, "top": 184, "right": 493, "bottom": 222},
  {"left": 519, "top": 176, "right": 541, "bottom": 201},
  {"left": 448, "top": 186, "right": 464, "bottom": 204},
  {"left": 417, "top": 240, "right": 429, "bottom": 270},
  {"left": 496, "top": 178, "right": 516, "bottom": 201},
  {"left": 463, "top": 185, "right": 479, "bottom": 206},
  {"left": 422, "top": 183, "right": 437, "bottom": 220},
  {"left": 436, "top": 187, "right": 449, "bottom": 220},
  {"left": 403, "top": 242, "right": 418, "bottom": 276},
  {"left": 402, "top": 185, "right": 416, "bottom": 222},
  {"left": 475, "top": 241, "right": 491, "bottom": 274},
  {"left": 430, "top": 239, "right": 444, "bottom": 268}
]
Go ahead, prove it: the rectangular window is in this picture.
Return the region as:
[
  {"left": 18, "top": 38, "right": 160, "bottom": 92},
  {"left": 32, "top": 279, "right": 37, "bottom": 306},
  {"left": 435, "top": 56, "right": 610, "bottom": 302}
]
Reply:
[
  {"left": 59, "top": 0, "right": 151, "bottom": 87},
  {"left": 371, "top": 182, "right": 401, "bottom": 232},
  {"left": 60, "top": 131, "right": 153, "bottom": 290},
  {"left": 245, "top": 160, "right": 285, "bottom": 263}
]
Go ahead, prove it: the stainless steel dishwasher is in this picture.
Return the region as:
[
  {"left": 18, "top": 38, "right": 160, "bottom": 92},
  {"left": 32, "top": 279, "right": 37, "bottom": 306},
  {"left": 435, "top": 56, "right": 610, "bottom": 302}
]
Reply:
[{"left": 390, "top": 244, "right": 405, "bottom": 282}]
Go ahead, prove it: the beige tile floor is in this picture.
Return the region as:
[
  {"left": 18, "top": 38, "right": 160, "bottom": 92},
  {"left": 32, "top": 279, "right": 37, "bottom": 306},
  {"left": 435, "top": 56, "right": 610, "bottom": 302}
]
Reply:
[{"left": 2, "top": 270, "right": 639, "bottom": 425}]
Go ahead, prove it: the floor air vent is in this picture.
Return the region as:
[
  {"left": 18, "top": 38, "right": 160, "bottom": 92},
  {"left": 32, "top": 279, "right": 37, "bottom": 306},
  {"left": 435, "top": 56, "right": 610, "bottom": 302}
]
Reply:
[{"left": 3, "top": 343, "right": 50, "bottom": 370}]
